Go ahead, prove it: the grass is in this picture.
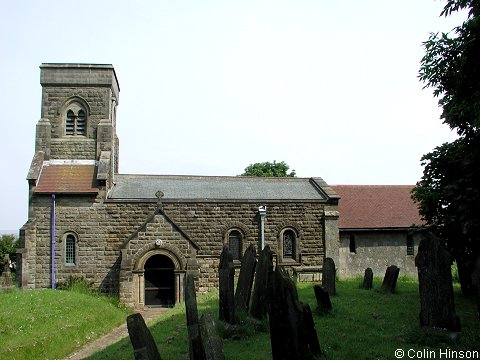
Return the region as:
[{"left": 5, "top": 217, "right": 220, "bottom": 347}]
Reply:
[
  {"left": 89, "top": 277, "right": 480, "bottom": 360},
  {"left": 1, "top": 278, "right": 478, "bottom": 359},
  {"left": 0, "top": 287, "right": 130, "bottom": 360}
]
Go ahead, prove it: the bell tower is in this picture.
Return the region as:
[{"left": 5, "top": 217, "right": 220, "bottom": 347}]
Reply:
[{"left": 32, "top": 63, "right": 120, "bottom": 187}]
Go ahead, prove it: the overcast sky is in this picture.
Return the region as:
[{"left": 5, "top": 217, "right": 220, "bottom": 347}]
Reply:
[{"left": 0, "top": 1, "right": 467, "bottom": 232}]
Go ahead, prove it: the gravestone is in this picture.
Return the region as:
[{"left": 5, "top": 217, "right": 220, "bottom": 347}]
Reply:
[
  {"left": 313, "top": 285, "right": 332, "bottom": 313},
  {"left": 415, "top": 233, "right": 461, "bottom": 331},
  {"left": 473, "top": 257, "right": 480, "bottom": 321},
  {"left": 250, "top": 245, "right": 273, "bottom": 320},
  {"left": 234, "top": 245, "right": 257, "bottom": 312},
  {"left": 322, "top": 257, "right": 336, "bottom": 296},
  {"left": 218, "top": 246, "right": 235, "bottom": 324},
  {"left": 268, "top": 267, "right": 321, "bottom": 360},
  {"left": 361, "top": 268, "right": 373, "bottom": 290},
  {"left": 381, "top": 265, "right": 400, "bottom": 293},
  {"left": 126, "top": 313, "right": 162, "bottom": 360},
  {"left": 199, "top": 312, "right": 225, "bottom": 360},
  {"left": 185, "top": 273, "right": 205, "bottom": 360},
  {"left": 1, "top": 254, "right": 12, "bottom": 288}
]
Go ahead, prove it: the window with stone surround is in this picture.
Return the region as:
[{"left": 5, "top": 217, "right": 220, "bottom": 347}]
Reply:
[
  {"left": 66, "top": 105, "right": 86, "bottom": 136},
  {"left": 281, "top": 228, "right": 297, "bottom": 261},
  {"left": 228, "top": 230, "right": 243, "bottom": 260},
  {"left": 65, "top": 233, "right": 77, "bottom": 265}
]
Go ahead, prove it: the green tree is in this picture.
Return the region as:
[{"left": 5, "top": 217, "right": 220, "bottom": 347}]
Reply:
[
  {"left": 0, "top": 234, "right": 17, "bottom": 273},
  {"left": 412, "top": 0, "right": 480, "bottom": 295},
  {"left": 239, "top": 161, "right": 296, "bottom": 177}
]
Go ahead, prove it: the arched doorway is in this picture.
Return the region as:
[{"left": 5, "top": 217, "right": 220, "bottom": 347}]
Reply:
[{"left": 144, "top": 254, "right": 175, "bottom": 307}]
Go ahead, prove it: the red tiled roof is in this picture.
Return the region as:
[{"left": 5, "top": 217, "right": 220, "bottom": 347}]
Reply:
[
  {"left": 332, "top": 185, "right": 423, "bottom": 229},
  {"left": 35, "top": 164, "right": 98, "bottom": 194}
]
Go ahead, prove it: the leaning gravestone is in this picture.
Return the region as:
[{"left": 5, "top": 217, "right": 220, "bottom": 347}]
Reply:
[
  {"left": 268, "top": 267, "right": 321, "bottom": 360},
  {"left": 322, "top": 257, "right": 336, "bottom": 296},
  {"left": 218, "top": 246, "right": 235, "bottom": 324},
  {"left": 126, "top": 313, "right": 162, "bottom": 360},
  {"left": 381, "top": 265, "right": 400, "bottom": 293},
  {"left": 361, "top": 268, "right": 373, "bottom": 290},
  {"left": 415, "top": 233, "right": 461, "bottom": 331},
  {"left": 250, "top": 245, "right": 273, "bottom": 320},
  {"left": 199, "top": 312, "right": 225, "bottom": 360},
  {"left": 185, "top": 273, "right": 205, "bottom": 360},
  {"left": 313, "top": 285, "right": 332, "bottom": 313},
  {"left": 472, "top": 257, "right": 480, "bottom": 321},
  {"left": 235, "top": 245, "right": 257, "bottom": 312}
]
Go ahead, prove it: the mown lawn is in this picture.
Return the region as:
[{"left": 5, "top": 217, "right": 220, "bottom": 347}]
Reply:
[
  {"left": 0, "top": 288, "right": 130, "bottom": 360},
  {"left": 89, "top": 277, "right": 480, "bottom": 360}
]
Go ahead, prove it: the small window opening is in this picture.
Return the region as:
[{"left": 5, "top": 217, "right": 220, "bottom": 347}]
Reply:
[
  {"left": 65, "top": 234, "right": 76, "bottom": 264},
  {"left": 228, "top": 230, "right": 242, "bottom": 260},
  {"left": 406, "top": 235, "right": 414, "bottom": 256},
  {"left": 283, "top": 229, "right": 296, "bottom": 259},
  {"left": 66, "top": 110, "right": 75, "bottom": 135},
  {"left": 349, "top": 234, "right": 356, "bottom": 253}
]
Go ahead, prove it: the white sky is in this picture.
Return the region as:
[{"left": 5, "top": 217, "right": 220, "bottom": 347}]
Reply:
[{"left": 0, "top": 1, "right": 467, "bottom": 231}]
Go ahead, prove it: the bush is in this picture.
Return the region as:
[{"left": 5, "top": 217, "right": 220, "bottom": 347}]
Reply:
[
  {"left": 0, "top": 234, "right": 17, "bottom": 274},
  {"left": 56, "top": 275, "right": 96, "bottom": 294}
]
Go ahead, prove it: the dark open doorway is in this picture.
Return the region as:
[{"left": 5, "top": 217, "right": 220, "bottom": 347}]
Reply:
[{"left": 144, "top": 254, "right": 175, "bottom": 307}]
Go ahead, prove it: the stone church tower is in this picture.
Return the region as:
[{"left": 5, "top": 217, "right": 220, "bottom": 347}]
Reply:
[
  {"left": 18, "top": 64, "right": 120, "bottom": 289},
  {"left": 19, "top": 63, "right": 340, "bottom": 309}
]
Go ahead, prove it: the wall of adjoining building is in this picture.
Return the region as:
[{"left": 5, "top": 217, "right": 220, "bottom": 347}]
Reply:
[{"left": 338, "top": 230, "right": 420, "bottom": 279}]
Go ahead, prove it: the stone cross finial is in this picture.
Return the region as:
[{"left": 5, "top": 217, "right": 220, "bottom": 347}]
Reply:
[{"left": 155, "top": 190, "right": 164, "bottom": 209}]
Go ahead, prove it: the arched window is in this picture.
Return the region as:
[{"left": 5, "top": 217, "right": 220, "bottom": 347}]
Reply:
[
  {"left": 65, "top": 105, "right": 86, "bottom": 136},
  {"left": 282, "top": 229, "right": 296, "bottom": 260},
  {"left": 228, "top": 230, "right": 243, "bottom": 260},
  {"left": 65, "top": 234, "right": 76, "bottom": 265},
  {"left": 349, "top": 234, "right": 357, "bottom": 253}
]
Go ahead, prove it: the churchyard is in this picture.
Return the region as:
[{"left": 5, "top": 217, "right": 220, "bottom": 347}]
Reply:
[
  {"left": 113, "top": 241, "right": 479, "bottom": 359},
  {"left": 1, "top": 238, "right": 480, "bottom": 359}
]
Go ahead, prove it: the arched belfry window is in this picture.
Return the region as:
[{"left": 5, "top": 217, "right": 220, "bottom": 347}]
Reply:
[
  {"left": 283, "top": 229, "right": 296, "bottom": 259},
  {"left": 228, "top": 230, "right": 243, "bottom": 260},
  {"left": 65, "top": 105, "right": 86, "bottom": 136}
]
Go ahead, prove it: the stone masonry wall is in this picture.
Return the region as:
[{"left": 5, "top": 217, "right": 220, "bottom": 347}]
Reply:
[
  {"left": 28, "top": 196, "right": 327, "bottom": 297},
  {"left": 162, "top": 201, "right": 326, "bottom": 293},
  {"left": 338, "top": 230, "right": 420, "bottom": 278},
  {"left": 41, "top": 86, "right": 112, "bottom": 160},
  {"left": 28, "top": 194, "right": 156, "bottom": 292}
]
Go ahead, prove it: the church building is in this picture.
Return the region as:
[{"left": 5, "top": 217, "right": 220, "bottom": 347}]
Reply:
[{"left": 17, "top": 64, "right": 341, "bottom": 308}]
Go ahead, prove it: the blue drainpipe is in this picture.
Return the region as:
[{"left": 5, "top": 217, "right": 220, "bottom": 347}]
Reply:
[{"left": 51, "top": 193, "right": 56, "bottom": 289}]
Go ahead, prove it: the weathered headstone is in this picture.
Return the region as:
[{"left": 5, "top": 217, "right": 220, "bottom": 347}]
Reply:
[
  {"left": 0, "top": 254, "right": 12, "bottom": 288},
  {"left": 235, "top": 245, "right": 257, "bottom": 312},
  {"left": 250, "top": 245, "right": 273, "bottom": 320},
  {"left": 415, "top": 233, "right": 461, "bottom": 331},
  {"left": 313, "top": 285, "right": 332, "bottom": 313},
  {"left": 185, "top": 273, "right": 205, "bottom": 360},
  {"left": 361, "top": 268, "right": 373, "bottom": 290},
  {"left": 322, "top": 257, "right": 336, "bottom": 296},
  {"left": 268, "top": 267, "right": 321, "bottom": 360},
  {"left": 218, "top": 246, "right": 235, "bottom": 324},
  {"left": 381, "top": 265, "right": 400, "bottom": 293},
  {"left": 199, "top": 312, "right": 225, "bottom": 360},
  {"left": 472, "top": 257, "right": 480, "bottom": 321},
  {"left": 126, "top": 313, "right": 162, "bottom": 360}
]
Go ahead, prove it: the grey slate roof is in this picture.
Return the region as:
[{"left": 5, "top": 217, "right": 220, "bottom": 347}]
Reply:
[{"left": 108, "top": 174, "right": 338, "bottom": 201}]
